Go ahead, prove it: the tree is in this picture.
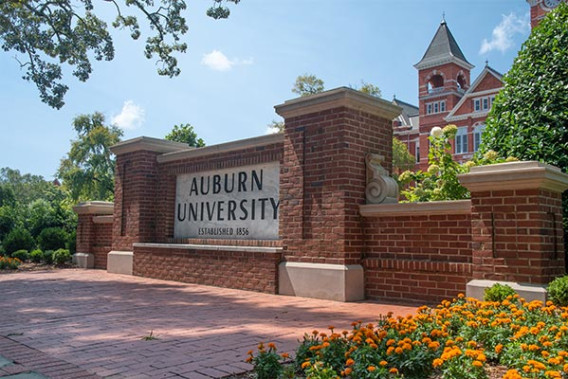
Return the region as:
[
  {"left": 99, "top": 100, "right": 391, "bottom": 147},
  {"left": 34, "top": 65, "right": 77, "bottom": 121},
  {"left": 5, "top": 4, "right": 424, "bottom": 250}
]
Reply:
[
  {"left": 392, "top": 138, "right": 415, "bottom": 174},
  {"left": 480, "top": 3, "right": 568, "bottom": 263},
  {"left": 292, "top": 74, "right": 325, "bottom": 97},
  {"left": 355, "top": 81, "right": 382, "bottom": 98},
  {"left": 0, "top": 0, "right": 241, "bottom": 109},
  {"left": 165, "top": 123, "right": 205, "bottom": 147},
  {"left": 57, "top": 112, "right": 123, "bottom": 202}
]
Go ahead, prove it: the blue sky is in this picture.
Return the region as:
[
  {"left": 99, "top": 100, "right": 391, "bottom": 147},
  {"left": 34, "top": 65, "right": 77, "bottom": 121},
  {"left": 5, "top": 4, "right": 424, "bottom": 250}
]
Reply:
[{"left": 0, "top": 0, "right": 531, "bottom": 180}]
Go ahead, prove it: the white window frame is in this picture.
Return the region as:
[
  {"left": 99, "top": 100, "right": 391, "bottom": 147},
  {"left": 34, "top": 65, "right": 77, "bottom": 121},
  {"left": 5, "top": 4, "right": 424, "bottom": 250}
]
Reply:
[
  {"left": 455, "top": 127, "right": 468, "bottom": 154},
  {"left": 473, "top": 123, "right": 486, "bottom": 152}
]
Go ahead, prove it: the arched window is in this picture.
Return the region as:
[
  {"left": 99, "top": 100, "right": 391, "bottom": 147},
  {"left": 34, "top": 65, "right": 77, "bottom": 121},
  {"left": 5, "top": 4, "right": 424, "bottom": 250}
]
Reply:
[
  {"left": 473, "top": 123, "right": 486, "bottom": 152},
  {"left": 428, "top": 74, "right": 444, "bottom": 93},
  {"left": 457, "top": 74, "right": 467, "bottom": 90}
]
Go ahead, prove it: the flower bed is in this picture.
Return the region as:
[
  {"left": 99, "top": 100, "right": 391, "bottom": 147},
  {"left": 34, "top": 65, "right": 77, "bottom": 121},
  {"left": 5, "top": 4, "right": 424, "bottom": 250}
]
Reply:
[{"left": 248, "top": 294, "right": 568, "bottom": 378}]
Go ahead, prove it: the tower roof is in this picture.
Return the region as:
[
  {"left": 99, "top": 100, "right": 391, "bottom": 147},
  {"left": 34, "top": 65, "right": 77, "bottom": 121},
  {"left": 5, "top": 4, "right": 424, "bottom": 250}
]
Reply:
[{"left": 414, "top": 20, "right": 474, "bottom": 70}]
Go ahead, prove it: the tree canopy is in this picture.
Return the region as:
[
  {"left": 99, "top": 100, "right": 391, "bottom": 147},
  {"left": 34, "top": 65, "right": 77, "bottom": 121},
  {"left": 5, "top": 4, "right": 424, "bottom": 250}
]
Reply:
[
  {"left": 57, "top": 112, "right": 123, "bottom": 202},
  {"left": 165, "top": 123, "right": 205, "bottom": 147},
  {"left": 292, "top": 74, "right": 325, "bottom": 97},
  {"left": 480, "top": 3, "right": 568, "bottom": 171},
  {"left": 0, "top": 0, "right": 241, "bottom": 109}
]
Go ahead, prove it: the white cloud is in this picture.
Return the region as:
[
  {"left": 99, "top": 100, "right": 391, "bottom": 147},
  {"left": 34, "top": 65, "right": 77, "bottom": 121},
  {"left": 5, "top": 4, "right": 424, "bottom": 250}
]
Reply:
[
  {"left": 480, "top": 12, "right": 530, "bottom": 54},
  {"left": 111, "top": 100, "right": 145, "bottom": 130},
  {"left": 201, "top": 50, "right": 254, "bottom": 71}
]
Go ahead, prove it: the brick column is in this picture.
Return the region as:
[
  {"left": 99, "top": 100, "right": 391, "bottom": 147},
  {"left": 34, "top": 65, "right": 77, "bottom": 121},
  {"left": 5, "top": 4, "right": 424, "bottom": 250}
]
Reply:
[
  {"left": 460, "top": 161, "right": 568, "bottom": 299},
  {"left": 274, "top": 87, "right": 401, "bottom": 301},
  {"left": 73, "top": 201, "right": 114, "bottom": 268},
  {"left": 108, "top": 137, "right": 189, "bottom": 274}
]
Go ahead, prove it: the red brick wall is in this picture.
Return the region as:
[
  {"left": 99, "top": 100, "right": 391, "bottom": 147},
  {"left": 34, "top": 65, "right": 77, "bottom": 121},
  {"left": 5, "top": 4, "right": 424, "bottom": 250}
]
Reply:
[
  {"left": 471, "top": 188, "right": 565, "bottom": 284},
  {"left": 280, "top": 106, "right": 392, "bottom": 266},
  {"left": 133, "top": 245, "right": 281, "bottom": 293},
  {"left": 92, "top": 222, "right": 112, "bottom": 269},
  {"left": 113, "top": 150, "right": 161, "bottom": 251},
  {"left": 363, "top": 213, "right": 472, "bottom": 303}
]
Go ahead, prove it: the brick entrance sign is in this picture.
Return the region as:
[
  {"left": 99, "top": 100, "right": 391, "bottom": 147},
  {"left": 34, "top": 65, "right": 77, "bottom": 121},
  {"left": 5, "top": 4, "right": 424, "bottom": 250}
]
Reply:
[{"left": 74, "top": 87, "right": 568, "bottom": 303}]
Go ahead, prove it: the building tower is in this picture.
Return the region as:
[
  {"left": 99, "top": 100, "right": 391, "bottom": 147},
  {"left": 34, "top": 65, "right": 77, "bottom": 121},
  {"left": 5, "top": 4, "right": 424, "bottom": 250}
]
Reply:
[
  {"left": 414, "top": 19, "right": 474, "bottom": 169},
  {"left": 527, "top": 0, "right": 566, "bottom": 28}
]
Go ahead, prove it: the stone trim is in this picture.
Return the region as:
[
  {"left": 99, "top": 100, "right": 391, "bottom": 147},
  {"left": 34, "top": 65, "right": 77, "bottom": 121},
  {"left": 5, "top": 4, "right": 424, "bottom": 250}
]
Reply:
[
  {"left": 93, "top": 215, "right": 113, "bottom": 224},
  {"left": 274, "top": 87, "right": 402, "bottom": 120},
  {"left": 279, "top": 262, "right": 365, "bottom": 301},
  {"left": 466, "top": 279, "right": 547, "bottom": 303},
  {"left": 360, "top": 199, "right": 471, "bottom": 217},
  {"left": 73, "top": 201, "right": 114, "bottom": 215},
  {"left": 110, "top": 136, "right": 190, "bottom": 155},
  {"left": 133, "top": 242, "right": 283, "bottom": 254},
  {"left": 459, "top": 161, "right": 568, "bottom": 193},
  {"left": 157, "top": 133, "right": 284, "bottom": 163}
]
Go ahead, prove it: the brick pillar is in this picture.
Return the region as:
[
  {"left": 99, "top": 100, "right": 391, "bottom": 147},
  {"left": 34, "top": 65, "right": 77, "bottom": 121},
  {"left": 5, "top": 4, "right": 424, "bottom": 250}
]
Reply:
[
  {"left": 274, "top": 87, "right": 401, "bottom": 301},
  {"left": 73, "top": 201, "right": 114, "bottom": 268},
  {"left": 108, "top": 137, "right": 189, "bottom": 274},
  {"left": 460, "top": 161, "right": 568, "bottom": 298}
]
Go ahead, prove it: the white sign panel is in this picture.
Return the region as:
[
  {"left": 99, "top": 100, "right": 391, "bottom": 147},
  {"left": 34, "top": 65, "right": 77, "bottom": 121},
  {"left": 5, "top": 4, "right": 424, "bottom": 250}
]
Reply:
[{"left": 174, "top": 163, "right": 280, "bottom": 240}]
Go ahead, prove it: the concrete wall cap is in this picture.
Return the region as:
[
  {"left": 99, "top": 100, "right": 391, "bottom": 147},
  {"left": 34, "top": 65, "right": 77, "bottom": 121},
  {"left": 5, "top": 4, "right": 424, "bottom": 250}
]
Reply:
[
  {"left": 360, "top": 199, "right": 471, "bottom": 217},
  {"left": 459, "top": 161, "right": 568, "bottom": 193},
  {"left": 110, "top": 136, "right": 191, "bottom": 155},
  {"left": 133, "top": 242, "right": 283, "bottom": 254},
  {"left": 157, "top": 133, "right": 284, "bottom": 163},
  {"left": 93, "top": 215, "right": 114, "bottom": 224},
  {"left": 73, "top": 201, "right": 114, "bottom": 215},
  {"left": 274, "top": 87, "right": 402, "bottom": 120}
]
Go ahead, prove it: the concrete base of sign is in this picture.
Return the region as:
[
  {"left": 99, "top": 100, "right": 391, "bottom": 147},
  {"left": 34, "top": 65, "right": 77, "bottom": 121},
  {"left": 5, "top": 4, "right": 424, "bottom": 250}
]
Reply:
[
  {"left": 279, "top": 262, "right": 365, "bottom": 302},
  {"left": 107, "top": 251, "right": 133, "bottom": 275},
  {"left": 466, "top": 279, "right": 547, "bottom": 303},
  {"left": 73, "top": 253, "right": 94, "bottom": 269}
]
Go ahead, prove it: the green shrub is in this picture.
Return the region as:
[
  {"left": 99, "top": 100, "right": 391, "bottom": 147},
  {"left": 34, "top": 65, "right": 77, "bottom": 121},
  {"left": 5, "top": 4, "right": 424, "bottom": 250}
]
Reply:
[
  {"left": 0, "top": 256, "right": 21, "bottom": 270},
  {"left": 30, "top": 249, "right": 43, "bottom": 263},
  {"left": 37, "top": 227, "right": 68, "bottom": 251},
  {"left": 547, "top": 275, "right": 568, "bottom": 306},
  {"left": 484, "top": 283, "right": 516, "bottom": 302},
  {"left": 2, "top": 228, "right": 35, "bottom": 255},
  {"left": 11, "top": 249, "right": 28, "bottom": 262},
  {"left": 66, "top": 230, "right": 76, "bottom": 254},
  {"left": 52, "top": 248, "right": 71, "bottom": 265},
  {"left": 43, "top": 250, "right": 54, "bottom": 265}
]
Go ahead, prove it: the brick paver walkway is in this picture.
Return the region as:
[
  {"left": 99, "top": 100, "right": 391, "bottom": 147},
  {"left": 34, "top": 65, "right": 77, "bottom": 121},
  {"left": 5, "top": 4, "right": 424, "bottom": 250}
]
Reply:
[{"left": 0, "top": 269, "right": 416, "bottom": 378}]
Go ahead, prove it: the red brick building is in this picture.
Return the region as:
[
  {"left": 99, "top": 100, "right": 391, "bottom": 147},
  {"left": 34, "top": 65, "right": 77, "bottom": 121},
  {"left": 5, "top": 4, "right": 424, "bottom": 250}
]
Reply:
[{"left": 394, "top": 0, "right": 566, "bottom": 170}]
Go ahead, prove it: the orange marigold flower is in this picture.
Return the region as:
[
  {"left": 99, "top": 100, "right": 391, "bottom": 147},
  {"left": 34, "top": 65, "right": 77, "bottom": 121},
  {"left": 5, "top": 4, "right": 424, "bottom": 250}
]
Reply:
[
  {"left": 247, "top": 350, "right": 253, "bottom": 355},
  {"left": 258, "top": 343, "right": 264, "bottom": 350},
  {"left": 380, "top": 360, "right": 388, "bottom": 367},
  {"left": 432, "top": 358, "right": 444, "bottom": 368},
  {"left": 563, "top": 363, "right": 568, "bottom": 373},
  {"left": 301, "top": 361, "right": 311, "bottom": 369},
  {"left": 245, "top": 356, "right": 253, "bottom": 363},
  {"left": 346, "top": 358, "right": 355, "bottom": 366},
  {"left": 503, "top": 369, "right": 523, "bottom": 379},
  {"left": 386, "top": 339, "right": 396, "bottom": 346},
  {"left": 389, "top": 368, "right": 399, "bottom": 374},
  {"left": 395, "top": 347, "right": 403, "bottom": 355},
  {"left": 495, "top": 344, "right": 503, "bottom": 354},
  {"left": 267, "top": 342, "right": 276, "bottom": 350},
  {"left": 472, "top": 360, "right": 483, "bottom": 368},
  {"left": 281, "top": 353, "right": 289, "bottom": 359},
  {"left": 345, "top": 367, "right": 352, "bottom": 375},
  {"left": 368, "top": 365, "right": 376, "bottom": 372},
  {"left": 312, "top": 330, "right": 319, "bottom": 335}
]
